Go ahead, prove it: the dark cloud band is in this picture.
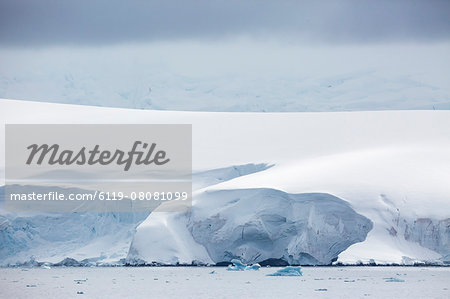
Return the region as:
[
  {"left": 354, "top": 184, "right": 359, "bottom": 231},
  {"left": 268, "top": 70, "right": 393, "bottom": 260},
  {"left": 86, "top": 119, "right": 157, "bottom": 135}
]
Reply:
[{"left": 1, "top": 0, "right": 449, "bottom": 46}]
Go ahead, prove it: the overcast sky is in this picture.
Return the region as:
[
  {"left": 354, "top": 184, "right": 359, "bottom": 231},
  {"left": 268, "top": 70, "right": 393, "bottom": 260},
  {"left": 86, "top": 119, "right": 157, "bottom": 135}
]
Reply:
[{"left": 0, "top": 0, "right": 449, "bottom": 47}]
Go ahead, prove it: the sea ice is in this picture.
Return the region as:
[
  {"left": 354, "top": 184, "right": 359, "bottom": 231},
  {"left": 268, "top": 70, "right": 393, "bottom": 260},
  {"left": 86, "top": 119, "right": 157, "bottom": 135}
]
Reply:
[{"left": 384, "top": 277, "right": 405, "bottom": 282}]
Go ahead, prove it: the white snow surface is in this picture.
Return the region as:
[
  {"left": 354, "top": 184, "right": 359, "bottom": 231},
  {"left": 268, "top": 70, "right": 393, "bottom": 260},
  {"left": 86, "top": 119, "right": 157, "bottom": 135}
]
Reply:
[{"left": 1, "top": 99, "right": 450, "bottom": 265}]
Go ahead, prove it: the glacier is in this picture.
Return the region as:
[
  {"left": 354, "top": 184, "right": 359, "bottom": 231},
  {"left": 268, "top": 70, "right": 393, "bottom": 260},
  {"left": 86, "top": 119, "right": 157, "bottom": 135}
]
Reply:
[
  {"left": 0, "top": 99, "right": 449, "bottom": 266},
  {"left": 0, "top": 164, "right": 271, "bottom": 266},
  {"left": 0, "top": 192, "right": 149, "bottom": 265},
  {"left": 128, "top": 189, "right": 373, "bottom": 265}
]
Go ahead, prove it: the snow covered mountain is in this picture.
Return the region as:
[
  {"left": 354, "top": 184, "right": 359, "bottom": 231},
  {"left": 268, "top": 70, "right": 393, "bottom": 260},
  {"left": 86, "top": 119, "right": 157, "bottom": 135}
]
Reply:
[
  {"left": 1, "top": 42, "right": 449, "bottom": 112},
  {"left": 0, "top": 99, "right": 449, "bottom": 265}
]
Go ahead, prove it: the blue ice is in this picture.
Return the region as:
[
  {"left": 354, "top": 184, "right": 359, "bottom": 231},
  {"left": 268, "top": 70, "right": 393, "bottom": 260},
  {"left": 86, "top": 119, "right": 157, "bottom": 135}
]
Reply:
[{"left": 267, "top": 266, "right": 303, "bottom": 276}]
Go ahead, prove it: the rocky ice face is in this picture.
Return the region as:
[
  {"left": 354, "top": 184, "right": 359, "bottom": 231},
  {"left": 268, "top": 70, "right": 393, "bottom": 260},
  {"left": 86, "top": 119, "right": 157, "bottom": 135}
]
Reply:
[
  {"left": 128, "top": 188, "right": 373, "bottom": 266},
  {"left": 399, "top": 218, "right": 450, "bottom": 257},
  {"left": 0, "top": 185, "right": 149, "bottom": 265},
  {"left": 188, "top": 189, "right": 373, "bottom": 265}
]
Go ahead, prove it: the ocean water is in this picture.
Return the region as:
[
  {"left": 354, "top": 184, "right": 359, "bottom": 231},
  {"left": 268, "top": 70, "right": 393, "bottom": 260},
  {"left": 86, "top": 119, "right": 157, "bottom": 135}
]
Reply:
[{"left": 0, "top": 266, "right": 449, "bottom": 298}]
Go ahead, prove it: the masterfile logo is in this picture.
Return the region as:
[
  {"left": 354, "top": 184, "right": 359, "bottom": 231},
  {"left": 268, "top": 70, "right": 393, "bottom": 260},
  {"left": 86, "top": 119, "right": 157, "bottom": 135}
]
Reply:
[
  {"left": 26, "top": 141, "right": 170, "bottom": 171},
  {"left": 5, "top": 124, "right": 192, "bottom": 212}
]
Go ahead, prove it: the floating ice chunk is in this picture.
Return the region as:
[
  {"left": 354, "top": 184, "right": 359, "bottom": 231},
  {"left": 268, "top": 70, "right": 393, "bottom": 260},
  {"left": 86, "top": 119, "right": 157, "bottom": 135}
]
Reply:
[
  {"left": 245, "top": 263, "right": 261, "bottom": 271},
  {"left": 226, "top": 259, "right": 261, "bottom": 271},
  {"left": 267, "top": 266, "right": 303, "bottom": 276},
  {"left": 384, "top": 277, "right": 405, "bottom": 282},
  {"left": 74, "top": 279, "right": 88, "bottom": 284},
  {"left": 227, "top": 259, "right": 247, "bottom": 271}
]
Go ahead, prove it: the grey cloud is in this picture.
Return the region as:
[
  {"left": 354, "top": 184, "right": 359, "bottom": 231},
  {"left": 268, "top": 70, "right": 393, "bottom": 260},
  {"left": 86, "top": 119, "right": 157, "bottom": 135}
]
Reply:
[{"left": 0, "top": 0, "right": 449, "bottom": 46}]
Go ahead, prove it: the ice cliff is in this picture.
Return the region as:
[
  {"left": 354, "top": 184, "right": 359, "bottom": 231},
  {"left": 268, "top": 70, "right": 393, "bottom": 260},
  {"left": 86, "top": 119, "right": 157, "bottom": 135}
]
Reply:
[{"left": 127, "top": 189, "right": 373, "bottom": 265}]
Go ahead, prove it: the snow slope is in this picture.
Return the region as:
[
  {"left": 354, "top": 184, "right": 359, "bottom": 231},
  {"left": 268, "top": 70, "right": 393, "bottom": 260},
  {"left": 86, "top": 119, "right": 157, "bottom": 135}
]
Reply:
[{"left": 1, "top": 99, "right": 449, "bottom": 265}]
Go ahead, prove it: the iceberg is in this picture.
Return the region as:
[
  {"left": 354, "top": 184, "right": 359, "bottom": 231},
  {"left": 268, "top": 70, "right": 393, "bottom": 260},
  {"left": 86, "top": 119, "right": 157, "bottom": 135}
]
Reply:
[
  {"left": 245, "top": 264, "right": 261, "bottom": 271},
  {"left": 227, "top": 259, "right": 247, "bottom": 271},
  {"left": 267, "top": 266, "right": 303, "bottom": 276},
  {"left": 384, "top": 277, "right": 405, "bottom": 283},
  {"left": 226, "top": 259, "right": 261, "bottom": 271}
]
